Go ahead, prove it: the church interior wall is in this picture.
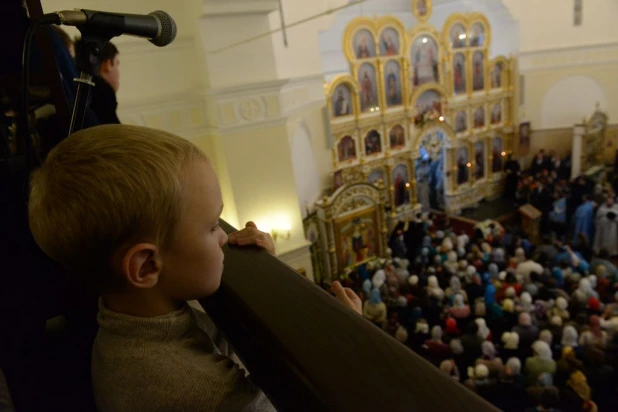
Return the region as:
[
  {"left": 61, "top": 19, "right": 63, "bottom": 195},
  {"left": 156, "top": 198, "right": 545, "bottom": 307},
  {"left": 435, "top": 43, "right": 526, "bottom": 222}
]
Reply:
[
  {"left": 503, "top": 0, "right": 618, "bottom": 53},
  {"left": 42, "top": 0, "right": 204, "bottom": 105}
]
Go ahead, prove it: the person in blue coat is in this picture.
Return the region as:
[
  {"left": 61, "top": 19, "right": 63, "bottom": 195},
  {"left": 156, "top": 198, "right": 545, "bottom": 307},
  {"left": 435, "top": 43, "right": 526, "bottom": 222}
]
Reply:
[{"left": 573, "top": 195, "right": 595, "bottom": 245}]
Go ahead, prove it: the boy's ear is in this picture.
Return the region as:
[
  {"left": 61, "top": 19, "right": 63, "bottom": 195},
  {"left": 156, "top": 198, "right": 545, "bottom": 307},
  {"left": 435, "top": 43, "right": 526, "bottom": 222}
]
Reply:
[{"left": 120, "top": 243, "right": 162, "bottom": 289}]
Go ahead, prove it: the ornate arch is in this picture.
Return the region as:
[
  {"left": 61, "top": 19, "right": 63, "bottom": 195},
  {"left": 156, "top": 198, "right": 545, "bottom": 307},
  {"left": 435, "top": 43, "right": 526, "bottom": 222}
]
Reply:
[
  {"left": 343, "top": 17, "right": 379, "bottom": 63},
  {"left": 442, "top": 13, "right": 469, "bottom": 51},
  {"left": 467, "top": 12, "right": 492, "bottom": 49},
  {"left": 411, "top": 120, "right": 456, "bottom": 153},
  {"left": 326, "top": 74, "right": 359, "bottom": 120},
  {"left": 376, "top": 15, "right": 406, "bottom": 58}
]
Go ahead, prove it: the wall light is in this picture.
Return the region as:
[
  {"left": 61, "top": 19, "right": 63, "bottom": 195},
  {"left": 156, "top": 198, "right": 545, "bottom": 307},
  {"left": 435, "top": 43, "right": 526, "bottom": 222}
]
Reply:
[
  {"left": 271, "top": 228, "right": 291, "bottom": 242},
  {"left": 439, "top": 116, "right": 444, "bottom": 122},
  {"left": 422, "top": 37, "right": 428, "bottom": 44},
  {"left": 459, "top": 34, "right": 467, "bottom": 40},
  {"left": 370, "top": 108, "right": 375, "bottom": 112},
  {"left": 405, "top": 182, "right": 410, "bottom": 188},
  {"left": 466, "top": 162, "right": 472, "bottom": 168},
  {"left": 376, "top": 106, "right": 380, "bottom": 111},
  {"left": 501, "top": 151, "right": 506, "bottom": 156}
]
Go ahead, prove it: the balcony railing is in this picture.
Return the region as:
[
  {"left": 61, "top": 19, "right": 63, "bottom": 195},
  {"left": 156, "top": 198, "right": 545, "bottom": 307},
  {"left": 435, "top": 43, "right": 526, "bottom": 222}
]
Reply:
[{"left": 201, "top": 221, "right": 498, "bottom": 411}]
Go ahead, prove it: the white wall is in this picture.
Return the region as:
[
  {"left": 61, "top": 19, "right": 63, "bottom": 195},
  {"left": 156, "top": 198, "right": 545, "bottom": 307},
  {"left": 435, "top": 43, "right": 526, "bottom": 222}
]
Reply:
[
  {"left": 503, "top": 0, "right": 618, "bottom": 52},
  {"left": 42, "top": 0, "right": 204, "bottom": 105},
  {"left": 290, "top": 123, "right": 322, "bottom": 218},
  {"left": 540, "top": 75, "right": 608, "bottom": 129}
]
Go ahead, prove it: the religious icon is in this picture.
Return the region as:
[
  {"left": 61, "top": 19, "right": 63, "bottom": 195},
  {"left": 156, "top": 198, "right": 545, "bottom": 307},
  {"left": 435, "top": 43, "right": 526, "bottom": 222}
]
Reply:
[
  {"left": 491, "top": 103, "right": 502, "bottom": 124},
  {"left": 519, "top": 122, "right": 531, "bottom": 155},
  {"left": 337, "top": 135, "right": 356, "bottom": 162},
  {"left": 415, "top": 90, "right": 442, "bottom": 124},
  {"left": 358, "top": 63, "right": 378, "bottom": 112},
  {"left": 474, "top": 141, "right": 485, "bottom": 180},
  {"left": 335, "top": 212, "right": 379, "bottom": 270},
  {"left": 333, "top": 170, "right": 344, "bottom": 190},
  {"left": 453, "top": 53, "right": 466, "bottom": 95},
  {"left": 457, "top": 147, "right": 469, "bottom": 184},
  {"left": 455, "top": 110, "right": 467, "bottom": 133},
  {"left": 353, "top": 29, "right": 376, "bottom": 59},
  {"left": 368, "top": 168, "right": 386, "bottom": 185},
  {"left": 411, "top": 35, "right": 439, "bottom": 86},
  {"left": 379, "top": 28, "right": 400, "bottom": 56},
  {"left": 331, "top": 84, "right": 352, "bottom": 118},
  {"left": 469, "top": 23, "right": 485, "bottom": 47},
  {"left": 389, "top": 124, "right": 405, "bottom": 149},
  {"left": 392, "top": 164, "right": 410, "bottom": 207},
  {"left": 492, "top": 137, "right": 503, "bottom": 173},
  {"left": 450, "top": 23, "right": 467, "bottom": 48},
  {"left": 415, "top": 0, "right": 429, "bottom": 18},
  {"left": 364, "top": 130, "right": 382, "bottom": 155},
  {"left": 491, "top": 62, "right": 503, "bottom": 89},
  {"left": 384, "top": 60, "right": 402, "bottom": 106},
  {"left": 472, "top": 51, "right": 485, "bottom": 91},
  {"left": 474, "top": 107, "right": 485, "bottom": 128}
]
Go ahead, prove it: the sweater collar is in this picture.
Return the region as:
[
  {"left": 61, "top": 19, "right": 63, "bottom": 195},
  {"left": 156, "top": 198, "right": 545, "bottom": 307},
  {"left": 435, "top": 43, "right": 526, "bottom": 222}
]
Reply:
[{"left": 97, "top": 299, "right": 198, "bottom": 341}]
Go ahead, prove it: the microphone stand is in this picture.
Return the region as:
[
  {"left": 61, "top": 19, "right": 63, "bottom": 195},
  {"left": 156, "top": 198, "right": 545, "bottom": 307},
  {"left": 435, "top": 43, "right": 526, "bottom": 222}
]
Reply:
[{"left": 69, "top": 32, "right": 113, "bottom": 135}]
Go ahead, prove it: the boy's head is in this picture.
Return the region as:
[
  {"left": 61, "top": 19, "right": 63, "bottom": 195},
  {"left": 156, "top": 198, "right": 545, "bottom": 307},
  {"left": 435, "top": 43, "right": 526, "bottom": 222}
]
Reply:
[
  {"left": 99, "top": 42, "right": 120, "bottom": 92},
  {"left": 29, "top": 125, "right": 227, "bottom": 304}
]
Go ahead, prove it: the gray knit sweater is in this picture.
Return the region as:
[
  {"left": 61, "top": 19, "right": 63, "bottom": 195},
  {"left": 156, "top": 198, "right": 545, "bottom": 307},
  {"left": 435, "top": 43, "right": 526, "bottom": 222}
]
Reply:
[{"left": 92, "top": 301, "right": 276, "bottom": 411}]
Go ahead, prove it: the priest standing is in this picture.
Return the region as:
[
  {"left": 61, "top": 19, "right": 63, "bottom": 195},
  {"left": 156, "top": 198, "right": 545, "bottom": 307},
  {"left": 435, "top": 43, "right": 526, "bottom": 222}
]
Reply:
[{"left": 594, "top": 195, "right": 618, "bottom": 255}]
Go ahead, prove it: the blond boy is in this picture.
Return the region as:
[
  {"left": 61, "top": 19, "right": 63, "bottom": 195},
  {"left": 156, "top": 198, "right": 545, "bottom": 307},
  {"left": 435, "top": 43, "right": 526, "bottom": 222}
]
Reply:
[{"left": 28, "top": 125, "right": 359, "bottom": 411}]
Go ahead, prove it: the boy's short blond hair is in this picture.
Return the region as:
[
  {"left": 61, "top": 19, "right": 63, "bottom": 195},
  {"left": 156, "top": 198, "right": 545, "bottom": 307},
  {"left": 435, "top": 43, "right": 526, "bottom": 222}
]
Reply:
[{"left": 29, "top": 124, "right": 207, "bottom": 289}]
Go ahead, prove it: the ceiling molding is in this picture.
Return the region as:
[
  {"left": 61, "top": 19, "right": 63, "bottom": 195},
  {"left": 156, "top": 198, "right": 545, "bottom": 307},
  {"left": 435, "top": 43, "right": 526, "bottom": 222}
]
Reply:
[{"left": 202, "top": 0, "right": 280, "bottom": 17}]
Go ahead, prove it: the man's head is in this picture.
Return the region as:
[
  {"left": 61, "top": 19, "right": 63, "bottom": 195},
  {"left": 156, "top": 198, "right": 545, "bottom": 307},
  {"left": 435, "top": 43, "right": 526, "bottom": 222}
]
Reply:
[
  {"left": 29, "top": 125, "right": 227, "bottom": 304},
  {"left": 99, "top": 42, "right": 120, "bottom": 92}
]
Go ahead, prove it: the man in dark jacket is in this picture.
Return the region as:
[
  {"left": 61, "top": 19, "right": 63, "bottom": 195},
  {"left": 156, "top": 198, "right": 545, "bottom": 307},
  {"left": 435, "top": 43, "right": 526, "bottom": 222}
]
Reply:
[{"left": 90, "top": 42, "right": 121, "bottom": 124}]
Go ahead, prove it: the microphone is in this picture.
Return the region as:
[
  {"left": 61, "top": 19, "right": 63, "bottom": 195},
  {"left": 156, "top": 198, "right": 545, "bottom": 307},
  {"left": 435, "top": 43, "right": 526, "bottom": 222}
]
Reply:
[{"left": 53, "top": 9, "right": 177, "bottom": 47}]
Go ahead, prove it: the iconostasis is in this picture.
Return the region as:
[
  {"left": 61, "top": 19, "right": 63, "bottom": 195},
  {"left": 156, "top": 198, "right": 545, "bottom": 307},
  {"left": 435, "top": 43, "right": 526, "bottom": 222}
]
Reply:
[{"left": 311, "top": 1, "right": 518, "bottom": 281}]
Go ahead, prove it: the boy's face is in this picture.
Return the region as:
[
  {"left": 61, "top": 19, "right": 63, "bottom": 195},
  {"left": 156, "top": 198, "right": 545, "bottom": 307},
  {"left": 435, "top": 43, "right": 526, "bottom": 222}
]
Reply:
[{"left": 158, "top": 160, "right": 228, "bottom": 301}]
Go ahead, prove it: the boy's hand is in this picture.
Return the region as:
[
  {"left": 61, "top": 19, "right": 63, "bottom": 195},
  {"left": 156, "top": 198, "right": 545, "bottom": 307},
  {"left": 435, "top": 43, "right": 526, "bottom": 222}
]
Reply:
[
  {"left": 331, "top": 281, "right": 362, "bottom": 315},
  {"left": 228, "top": 221, "right": 276, "bottom": 255}
]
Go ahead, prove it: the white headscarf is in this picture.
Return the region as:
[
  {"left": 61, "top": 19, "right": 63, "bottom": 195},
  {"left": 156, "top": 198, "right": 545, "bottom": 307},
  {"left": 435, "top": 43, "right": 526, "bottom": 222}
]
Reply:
[
  {"left": 505, "top": 286, "right": 516, "bottom": 299},
  {"left": 450, "top": 338, "right": 464, "bottom": 355},
  {"left": 476, "top": 318, "right": 490, "bottom": 340},
  {"left": 450, "top": 276, "right": 462, "bottom": 293},
  {"left": 502, "top": 332, "right": 519, "bottom": 349},
  {"left": 372, "top": 269, "right": 386, "bottom": 288},
  {"left": 431, "top": 325, "right": 443, "bottom": 342},
  {"left": 520, "top": 292, "right": 534, "bottom": 312},
  {"left": 532, "top": 340, "right": 553, "bottom": 361},
  {"left": 539, "top": 330, "right": 553, "bottom": 345},
  {"left": 556, "top": 297, "right": 568, "bottom": 311},
  {"left": 482, "top": 341, "right": 496, "bottom": 359},
  {"left": 408, "top": 275, "right": 419, "bottom": 286},
  {"left": 506, "top": 357, "right": 521, "bottom": 375},
  {"left": 561, "top": 325, "right": 579, "bottom": 347},
  {"left": 453, "top": 293, "right": 466, "bottom": 308}
]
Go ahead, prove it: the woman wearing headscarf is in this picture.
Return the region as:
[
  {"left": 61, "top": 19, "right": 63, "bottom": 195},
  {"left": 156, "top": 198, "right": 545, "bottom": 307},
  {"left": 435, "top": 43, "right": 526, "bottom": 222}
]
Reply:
[
  {"left": 476, "top": 341, "right": 504, "bottom": 378},
  {"left": 561, "top": 370, "right": 598, "bottom": 412},
  {"left": 560, "top": 325, "right": 581, "bottom": 358},
  {"left": 555, "top": 346, "right": 583, "bottom": 388},
  {"left": 362, "top": 288, "right": 387, "bottom": 329},
  {"left": 446, "top": 276, "right": 468, "bottom": 303},
  {"left": 579, "top": 315, "right": 607, "bottom": 348},
  {"left": 525, "top": 341, "right": 557, "bottom": 386},
  {"left": 448, "top": 293, "right": 471, "bottom": 320},
  {"left": 439, "top": 359, "right": 460, "bottom": 381},
  {"left": 475, "top": 318, "right": 492, "bottom": 341},
  {"left": 424, "top": 325, "right": 451, "bottom": 366}
]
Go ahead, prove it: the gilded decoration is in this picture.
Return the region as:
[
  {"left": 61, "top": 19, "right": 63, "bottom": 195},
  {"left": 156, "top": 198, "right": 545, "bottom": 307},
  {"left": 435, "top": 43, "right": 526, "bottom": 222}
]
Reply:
[{"left": 319, "top": 7, "right": 517, "bottom": 280}]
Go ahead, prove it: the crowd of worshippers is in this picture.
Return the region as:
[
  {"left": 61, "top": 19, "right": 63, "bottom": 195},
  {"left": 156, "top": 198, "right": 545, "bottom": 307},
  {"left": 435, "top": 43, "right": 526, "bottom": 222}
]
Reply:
[
  {"left": 504, "top": 149, "right": 618, "bottom": 252},
  {"left": 341, "top": 212, "right": 618, "bottom": 412}
]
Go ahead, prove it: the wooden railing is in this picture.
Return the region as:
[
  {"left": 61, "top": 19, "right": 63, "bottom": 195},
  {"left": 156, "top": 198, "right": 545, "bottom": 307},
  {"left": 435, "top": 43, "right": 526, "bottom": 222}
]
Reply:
[{"left": 200, "top": 221, "right": 498, "bottom": 412}]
